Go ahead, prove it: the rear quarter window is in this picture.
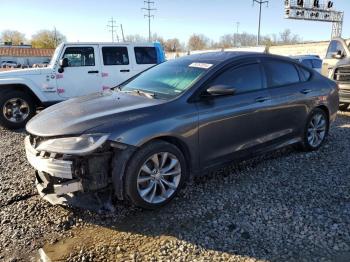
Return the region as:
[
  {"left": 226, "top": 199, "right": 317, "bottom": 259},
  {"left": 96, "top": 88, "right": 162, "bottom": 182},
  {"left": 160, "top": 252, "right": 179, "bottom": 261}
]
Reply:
[
  {"left": 264, "top": 60, "right": 300, "bottom": 88},
  {"left": 134, "top": 47, "right": 157, "bottom": 64}
]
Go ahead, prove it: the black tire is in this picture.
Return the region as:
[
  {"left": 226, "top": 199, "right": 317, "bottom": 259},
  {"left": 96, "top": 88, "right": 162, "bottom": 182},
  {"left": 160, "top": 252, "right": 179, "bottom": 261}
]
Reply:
[
  {"left": 339, "top": 103, "right": 349, "bottom": 111},
  {"left": 0, "top": 90, "right": 36, "bottom": 129},
  {"left": 299, "top": 108, "right": 329, "bottom": 152},
  {"left": 124, "top": 140, "right": 188, "bottom": 209}
]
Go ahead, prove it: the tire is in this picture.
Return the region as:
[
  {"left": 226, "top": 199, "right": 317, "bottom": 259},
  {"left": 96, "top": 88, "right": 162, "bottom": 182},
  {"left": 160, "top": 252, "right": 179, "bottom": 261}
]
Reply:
[
  {"left": 124, "top": 140, "right": 188, "bottom": 209},
  {"left": 300, "top": 108, "right": 329, "bottom": 152},
  {"left": 339, "top": 103, "right": 349, "bottom": 111},
  {"left": 0, "top": 90, "right": 36, "bottom": 129}
]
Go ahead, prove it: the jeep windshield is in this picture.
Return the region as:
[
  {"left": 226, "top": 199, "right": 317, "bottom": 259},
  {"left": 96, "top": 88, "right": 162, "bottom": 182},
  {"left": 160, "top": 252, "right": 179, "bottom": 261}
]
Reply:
[
  {"left": 49, "top": 43, "right": 64, "bottom": 67},
  {"left": 121, "top": 59, "right": 210, "bottom": 100}
]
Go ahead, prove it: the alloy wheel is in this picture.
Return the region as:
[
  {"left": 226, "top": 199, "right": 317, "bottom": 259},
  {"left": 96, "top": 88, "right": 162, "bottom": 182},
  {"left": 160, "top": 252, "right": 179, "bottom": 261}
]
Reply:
[
  {"left": 307, "top": 113, "right": 327, "bottom": 148},
  {"left": 137, "top": 152, "right": 182, "bottom": 204},
  {"left": 2, "top": 98, "right": 30, "bottom": 123}
]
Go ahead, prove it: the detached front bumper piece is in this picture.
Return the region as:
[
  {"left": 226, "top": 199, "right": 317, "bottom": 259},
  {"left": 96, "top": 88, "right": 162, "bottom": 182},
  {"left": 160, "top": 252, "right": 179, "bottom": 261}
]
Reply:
[{"left": 25, "top": 136, "right": 84, "bottom": 205}]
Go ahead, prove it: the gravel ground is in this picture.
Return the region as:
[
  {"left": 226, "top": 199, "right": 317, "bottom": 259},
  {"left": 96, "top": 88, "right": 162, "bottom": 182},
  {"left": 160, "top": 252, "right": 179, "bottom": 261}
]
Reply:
[{"left": 1, "top": 112, "right": 350, "bottom": 262}]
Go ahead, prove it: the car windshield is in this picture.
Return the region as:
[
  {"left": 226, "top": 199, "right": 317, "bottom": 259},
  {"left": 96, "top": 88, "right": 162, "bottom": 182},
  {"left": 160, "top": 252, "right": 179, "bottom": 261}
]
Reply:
[{"left": 121, "top": 59, "right": 210, "bottom": 99}]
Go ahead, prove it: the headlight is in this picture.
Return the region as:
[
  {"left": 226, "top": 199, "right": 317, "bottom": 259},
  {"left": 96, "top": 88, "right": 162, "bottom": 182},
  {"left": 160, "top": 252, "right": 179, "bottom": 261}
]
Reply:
[{"left": 36, "top": 134, "right": 109, "bottom": 155}]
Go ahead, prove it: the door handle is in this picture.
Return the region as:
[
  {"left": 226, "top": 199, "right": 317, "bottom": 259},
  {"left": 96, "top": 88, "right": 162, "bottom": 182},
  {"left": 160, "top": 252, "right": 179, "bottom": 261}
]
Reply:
[
  {"left": 88, "top": 70, "right": 99, "bottom": 74},
  {"left": 300, "top": 89, "right": 312, "bottom": 94},
  {"left": 255, "top": 97, "right": 270, "bottom": 103},
  {"left": 120, "top": 69, "right": 130, "bottom": 73}
]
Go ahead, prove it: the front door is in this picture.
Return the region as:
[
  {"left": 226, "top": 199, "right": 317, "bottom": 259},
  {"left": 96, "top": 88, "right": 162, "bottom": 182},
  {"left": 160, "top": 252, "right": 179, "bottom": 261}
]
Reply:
[
  {"left": 322, "top": 40, "right": 347, "bottom": 77},
  {"left": 197, "top": 61, "right": 272, "bottom": 168},
  {"left": 56, "top": 45, "right": 101, "bottom": 98}
]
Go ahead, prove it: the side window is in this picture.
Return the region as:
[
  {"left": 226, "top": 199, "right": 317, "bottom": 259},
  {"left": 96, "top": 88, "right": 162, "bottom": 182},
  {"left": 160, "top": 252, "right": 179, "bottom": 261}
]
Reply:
[
  {"left": 63, "top": 47, "right": 95, "bottom": 67},
  {"left": 312, "top": 59, "right": 322, "bottom": 69},
  {"left": 298, "top": 66, "right": 311, "bottom": 81},
  {"left": 264, "top": 61, "right": 300, "bottom": 88},
  {"left": 210, "top": 63, "right": 263, "bottom": 94},
  {"left": 301, "top": 59, "right": 313, "bottom": 69},
  {"left": 102, "top": 47, "right": 129, "bottom": 65},
  {"left": 134, "top": 47, "right": 157, "bottom": 64},
  {"left": 326, "top": 40, "right": 345, "bottom": 59}
]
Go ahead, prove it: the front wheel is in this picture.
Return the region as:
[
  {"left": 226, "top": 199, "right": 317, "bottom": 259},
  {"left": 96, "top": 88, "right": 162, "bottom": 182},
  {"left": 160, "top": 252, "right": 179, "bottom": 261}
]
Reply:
[
  {"left": 0, "top": 90, "right": 35, "bottom": 129},
  {"left": 300, "top": 108, "right": 329, "bottom": 152},
  {"left": 124, "top": 140, "right": 187, "bottom": 209}
]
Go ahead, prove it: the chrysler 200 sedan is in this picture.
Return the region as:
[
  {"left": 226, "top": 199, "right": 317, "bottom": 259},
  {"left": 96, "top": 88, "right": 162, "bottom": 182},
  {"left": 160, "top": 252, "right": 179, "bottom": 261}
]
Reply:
[{"left": 25, "top": 52, "right": 339, "bottom": 209}]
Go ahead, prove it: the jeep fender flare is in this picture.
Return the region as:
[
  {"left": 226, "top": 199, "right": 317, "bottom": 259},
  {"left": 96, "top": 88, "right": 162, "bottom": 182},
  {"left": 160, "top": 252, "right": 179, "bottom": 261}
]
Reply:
[{"left": 0, "top": 78, "right": 47, "bottom": 103}]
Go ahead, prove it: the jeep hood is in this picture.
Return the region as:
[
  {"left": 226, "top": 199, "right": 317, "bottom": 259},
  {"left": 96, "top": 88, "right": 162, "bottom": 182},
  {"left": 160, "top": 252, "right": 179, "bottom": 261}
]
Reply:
[
  {"left": 26, "top": 90, "right": 164, "bottom": 137},
  {"left": 0, "top": 67, "right": 50, "bottom": 77}
]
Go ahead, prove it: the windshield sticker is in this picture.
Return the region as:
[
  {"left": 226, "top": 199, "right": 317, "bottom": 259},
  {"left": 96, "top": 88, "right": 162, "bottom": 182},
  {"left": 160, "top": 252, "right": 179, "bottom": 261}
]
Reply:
[{"left": 189, "top": 63, "right": 213, "bottom": 69}]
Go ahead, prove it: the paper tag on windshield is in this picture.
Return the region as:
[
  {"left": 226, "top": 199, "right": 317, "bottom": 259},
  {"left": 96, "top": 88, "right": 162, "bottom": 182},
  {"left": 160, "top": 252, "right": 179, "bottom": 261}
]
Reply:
[{"left": 189, "top": 63, "right": 213, "bottom": 69}]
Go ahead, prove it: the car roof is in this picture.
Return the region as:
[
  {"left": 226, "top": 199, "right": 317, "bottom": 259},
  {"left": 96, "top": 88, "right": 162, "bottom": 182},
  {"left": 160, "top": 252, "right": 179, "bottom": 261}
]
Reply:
[
  {"left": 176, "top": 51, "right": 297, "bottom": 65},
  {"left": 291, "top": 55, "right": 321, "bottom": 60}
]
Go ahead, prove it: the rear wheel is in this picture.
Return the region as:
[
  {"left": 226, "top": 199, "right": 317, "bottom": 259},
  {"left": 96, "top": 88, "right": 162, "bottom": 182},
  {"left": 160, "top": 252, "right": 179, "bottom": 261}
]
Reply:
[
  {"left": 300, "top": 108, "right": 329, "bottom": 152},
  {"left": 0, "top": 90, "right": 35, "bottom": 129},
  {"left": 124, "top": 140, "right": 187, "bottom": 209},
  {"left": 339, "top": 103, "right": 349, "bottom": 111}
]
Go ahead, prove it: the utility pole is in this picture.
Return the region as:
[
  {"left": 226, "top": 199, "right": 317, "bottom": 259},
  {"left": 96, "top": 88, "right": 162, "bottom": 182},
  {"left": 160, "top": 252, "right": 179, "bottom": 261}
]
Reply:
[
  {"left": 142, "top": 0, "right": 156, "bottom": 41},
  {"left": 53, "top": 26, "right": 58, "bottom": 47},
  {"left": 120, "top": 24, "right": 125, "bottom": 42},
  {"left": 253, "top": 0, "right": 269, "bottom": 46},
  {"left": 234, "top": 22, "right": 240, "bottom": 47},
  {"left": 107, "top": 17, "right": 119, "bottom": 42}
]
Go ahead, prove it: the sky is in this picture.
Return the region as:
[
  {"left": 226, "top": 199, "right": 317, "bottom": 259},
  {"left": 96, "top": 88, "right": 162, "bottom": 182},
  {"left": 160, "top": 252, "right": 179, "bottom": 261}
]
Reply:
[{"left": 1, "top": 0, "right": 349, "bottom": 44}]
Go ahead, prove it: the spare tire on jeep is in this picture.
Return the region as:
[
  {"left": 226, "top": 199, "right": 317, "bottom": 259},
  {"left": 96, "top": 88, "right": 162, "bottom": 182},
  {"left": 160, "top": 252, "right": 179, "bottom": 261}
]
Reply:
[{"left": 0, "top": 90, "right": 35, "bottom": 129}]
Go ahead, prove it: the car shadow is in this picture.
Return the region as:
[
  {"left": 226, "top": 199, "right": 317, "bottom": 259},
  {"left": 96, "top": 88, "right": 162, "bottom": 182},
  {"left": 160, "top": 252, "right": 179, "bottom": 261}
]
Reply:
[{"left": 39, "top": 113, "right": 350, "bottom": 261}]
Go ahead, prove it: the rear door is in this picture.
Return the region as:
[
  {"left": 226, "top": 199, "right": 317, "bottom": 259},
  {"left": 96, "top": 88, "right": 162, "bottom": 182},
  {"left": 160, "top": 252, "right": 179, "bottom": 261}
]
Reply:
[
  {"left": 262, "top": 59, "right": 311, "bottom": 141},
  {"left": 100, "top": 45, "right": 133, "bottom": 90},
  {"left": 132, "top": 46, "right": 158, "bottom": 75},
  {"left": 56, "top": 45, "right": 101, "bottom": 98},
  {"left": 197, "top": 60, "right": 273, "bottom": 168}
]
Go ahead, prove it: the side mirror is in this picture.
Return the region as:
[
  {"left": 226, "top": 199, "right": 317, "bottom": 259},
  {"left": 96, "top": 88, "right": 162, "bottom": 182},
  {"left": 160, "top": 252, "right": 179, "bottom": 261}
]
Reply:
[
  {"left": 58, "top": 58, "right": 69, "bottom": 73},
  {"left": 205, "top": 85, "right": 236, "bottom": 96},
  {"left": 333, "top": 50, "right": 344, "bottom": 59}
]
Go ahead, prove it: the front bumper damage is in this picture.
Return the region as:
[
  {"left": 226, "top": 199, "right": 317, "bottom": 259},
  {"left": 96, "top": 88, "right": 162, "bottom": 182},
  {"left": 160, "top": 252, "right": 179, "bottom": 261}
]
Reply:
[{"left": 25, "top": 136, "right": 118, "bottom": 210}]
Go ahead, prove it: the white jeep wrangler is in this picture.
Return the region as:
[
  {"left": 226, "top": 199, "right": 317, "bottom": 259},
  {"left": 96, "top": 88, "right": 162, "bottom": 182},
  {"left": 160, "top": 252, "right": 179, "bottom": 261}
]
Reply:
[{"left": 0, "top": 42, "right": 165, "bottom": 129}]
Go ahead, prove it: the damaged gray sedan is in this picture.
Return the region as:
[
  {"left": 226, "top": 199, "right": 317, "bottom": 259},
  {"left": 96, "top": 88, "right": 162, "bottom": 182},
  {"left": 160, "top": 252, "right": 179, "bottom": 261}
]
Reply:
[{"left": 25, "top": 52, "right": 339, "bottom": 209}]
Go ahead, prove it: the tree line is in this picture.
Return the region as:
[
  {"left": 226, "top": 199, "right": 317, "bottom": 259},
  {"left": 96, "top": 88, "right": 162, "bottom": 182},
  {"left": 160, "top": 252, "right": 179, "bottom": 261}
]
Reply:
[{"left": 0, "top": 28, "right": 301, "bottom": 51}]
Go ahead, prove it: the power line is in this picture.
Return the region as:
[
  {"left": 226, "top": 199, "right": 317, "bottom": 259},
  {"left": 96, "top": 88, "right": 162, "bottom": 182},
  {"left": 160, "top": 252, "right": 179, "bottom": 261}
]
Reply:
[
  {"left": 253, "top": 0, "right": 269, "bottom": 46},
  {"left": 142, "top": 0, "right": 156, "bottom": 42},
  {"left": 107, "top": 17, "right": 119, "bottom": 42}
]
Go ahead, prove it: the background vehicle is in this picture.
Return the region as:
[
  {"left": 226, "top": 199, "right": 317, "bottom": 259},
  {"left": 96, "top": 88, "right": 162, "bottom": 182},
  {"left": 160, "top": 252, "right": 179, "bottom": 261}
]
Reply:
[
  {"left": 0, "top": 42, "right": 165, "bottom": 129},
  {"left": 322, "top": 38, "right": 350, "bottom": 111},
  {"left": 1, "top": 61, "right": 18, "bottom": 68},
  {"left": 292, "top": 55, "right": 322, "bottom": 73},
  {"left": 25, "top": 52, "right": 339, "bottom": 210}
]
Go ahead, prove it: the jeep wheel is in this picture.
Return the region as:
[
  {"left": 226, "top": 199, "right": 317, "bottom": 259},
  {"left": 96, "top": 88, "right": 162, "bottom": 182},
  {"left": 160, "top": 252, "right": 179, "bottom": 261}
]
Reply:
[
  {"left": 0, "top": 90, "right": 35, "bottom": 129},
  {"left": 339, "top": 103, "right": 349, "bottom": 111},
  {"left": 124, "top": 140, "right": 187, "bottom": 209}
]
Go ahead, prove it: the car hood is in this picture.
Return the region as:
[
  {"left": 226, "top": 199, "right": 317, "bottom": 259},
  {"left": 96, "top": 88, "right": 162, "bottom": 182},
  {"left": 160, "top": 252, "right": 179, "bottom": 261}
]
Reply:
[
  {"left": 0, "top": 67, "right": 50, "bottom": 77},
  {"left": 26, "top": 90, "right": 164, "bottom": 137}
]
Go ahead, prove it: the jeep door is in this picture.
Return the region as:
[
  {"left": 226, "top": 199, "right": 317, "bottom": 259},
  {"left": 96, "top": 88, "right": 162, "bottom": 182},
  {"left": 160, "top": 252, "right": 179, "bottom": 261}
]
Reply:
[
  {"left": 100, "top": 45, "right": 133, "bottom": 90},
  {"left": 56, "top": 45, "right": 102, "bottom": 98},
  {"left": 197, "top": 60, "right": 273, "bottom": 169}
]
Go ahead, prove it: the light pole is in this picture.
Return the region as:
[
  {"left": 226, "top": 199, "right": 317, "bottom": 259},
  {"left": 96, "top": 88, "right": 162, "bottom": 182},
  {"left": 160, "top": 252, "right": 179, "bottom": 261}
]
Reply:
[
  {"left": 234, "top": 22, "right": 240, "bottom": 47},
  {"left": 253, "top": 0, "right": 269, "bottom": 46}
]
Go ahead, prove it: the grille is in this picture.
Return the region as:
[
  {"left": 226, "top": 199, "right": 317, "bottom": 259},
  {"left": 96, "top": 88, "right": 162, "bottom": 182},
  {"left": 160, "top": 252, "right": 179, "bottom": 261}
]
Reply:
[{"left": 334, "top": 67, "right": 350, "bottom": 82}]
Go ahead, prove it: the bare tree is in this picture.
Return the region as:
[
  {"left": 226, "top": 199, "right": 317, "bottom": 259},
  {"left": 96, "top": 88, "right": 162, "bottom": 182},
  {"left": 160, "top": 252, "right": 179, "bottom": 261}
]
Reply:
[
  {"left": 31, "top": 30, "right": 66, "bottom": 48},
  {"left": 164, "top": 38, "right": 182, "bottom": 52},
  {"left": 188, "top": 34, "right": 209, "bottom": 51},
  {"left": 125, "top": 34, "right": 147, "bottom": 42},
  {"left": 218, "top": 34, "right": 235, "bottom": 48},
  {"left": 279, "top": 29, "right": 301, "bottom": 44},
  {"left": 0, "top": 30, "right": 26, "bottom": 45}
]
